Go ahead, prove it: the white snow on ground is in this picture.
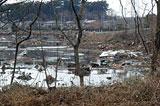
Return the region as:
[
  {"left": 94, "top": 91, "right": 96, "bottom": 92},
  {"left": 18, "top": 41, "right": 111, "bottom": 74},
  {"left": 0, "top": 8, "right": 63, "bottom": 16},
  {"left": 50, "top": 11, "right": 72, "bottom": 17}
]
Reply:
[
  {"left": 99, "top": 50, "right": 141, "bottom": 58},
  {"left": 0, "top": 65, "right": 143, "bottom": 90},
  {"left": 0, "top": 49, "right": 146, "bottom": 89}
]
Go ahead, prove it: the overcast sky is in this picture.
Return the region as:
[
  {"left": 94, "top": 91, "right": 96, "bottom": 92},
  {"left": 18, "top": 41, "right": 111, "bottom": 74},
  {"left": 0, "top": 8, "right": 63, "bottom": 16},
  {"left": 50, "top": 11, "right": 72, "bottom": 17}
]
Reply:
[
  {"left": 107, "top": 0, "right": 157, "bottom": 17},
  {"left": 6, "top": 0, "right": 157, "bottom": 17}
]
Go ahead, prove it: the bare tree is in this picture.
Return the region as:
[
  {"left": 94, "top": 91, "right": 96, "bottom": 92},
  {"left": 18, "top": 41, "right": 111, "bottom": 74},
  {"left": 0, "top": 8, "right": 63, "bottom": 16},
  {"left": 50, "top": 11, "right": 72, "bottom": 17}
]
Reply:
[
  {"left": 52, "top": 0, "right": 86, "bottom": 86},
  {"left": 10, "top": 1, "right": 42, "bottom": 85},
  {"left": 128, "top": 0, "right": 160, "bottom": 74},
  {"left": 0, "top": 0, "right": 7, "bottom": 6},
  {"left": 151, "top": 0, "right": 160, "bottom": 74},
  {"left": 130, "top": 0, "right": 149, "bottom": 54},
  {"left": 119, "top": 0, "right": 160, "bottom": 74},
  {"left": 37, "top": 18, "right": 50, "bottom": 89}
]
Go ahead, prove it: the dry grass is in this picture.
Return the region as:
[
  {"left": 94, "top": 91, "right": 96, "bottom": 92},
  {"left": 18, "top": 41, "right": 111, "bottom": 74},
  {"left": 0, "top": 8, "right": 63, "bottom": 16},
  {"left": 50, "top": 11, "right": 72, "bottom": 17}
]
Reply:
[
  {"left": 81, "top": 30, "right": 152, "bottom": 52},
  {"left": 0, "top": 76, "right": 160, "bottom": 106}
]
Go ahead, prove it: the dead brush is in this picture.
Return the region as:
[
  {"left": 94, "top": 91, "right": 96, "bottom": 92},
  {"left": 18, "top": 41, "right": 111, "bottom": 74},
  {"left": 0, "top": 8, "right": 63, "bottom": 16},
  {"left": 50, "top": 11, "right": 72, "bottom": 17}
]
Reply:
[{"left": 0, "top": 75, "right": 160, "bottom": 106}]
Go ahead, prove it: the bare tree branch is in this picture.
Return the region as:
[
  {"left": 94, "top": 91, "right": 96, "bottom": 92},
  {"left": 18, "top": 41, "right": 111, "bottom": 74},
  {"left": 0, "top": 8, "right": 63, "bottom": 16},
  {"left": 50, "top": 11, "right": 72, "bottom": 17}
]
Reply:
[
  {"left": 142, "top": 1, "right": 148, "bottom": 17},
  {"left": 155, "top": 0, "right": 158, "bottom": 3},
  {"left": 70, "top": 0, "right": 84, "bottom": 47},
  {"left": 130, "top": 0, "right": 149, "bottom": 54},
  {"left": 119, "top": 0, "right": 128, "bottom": 25},
  {"left": 0, "top": 0, "right": 7, "bottom": 6},
  {"left": 10, "top": 0, "right": 42, "bottom": 85},
  {"left": 51, "top": 0, "right": 74, "bottom": 47},
  {"left": 78, "top": 0, "right": 86, "bottom": 18},
  {"left": 52, "top": 0, "right": 86, "bottom": 86}
]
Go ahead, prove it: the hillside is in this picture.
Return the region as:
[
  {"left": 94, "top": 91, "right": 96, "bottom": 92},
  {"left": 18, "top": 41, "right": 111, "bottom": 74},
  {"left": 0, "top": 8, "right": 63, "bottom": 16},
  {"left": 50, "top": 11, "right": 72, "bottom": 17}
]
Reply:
[{"left": 0, "top": 0, "right": 108, "bottom": 21}]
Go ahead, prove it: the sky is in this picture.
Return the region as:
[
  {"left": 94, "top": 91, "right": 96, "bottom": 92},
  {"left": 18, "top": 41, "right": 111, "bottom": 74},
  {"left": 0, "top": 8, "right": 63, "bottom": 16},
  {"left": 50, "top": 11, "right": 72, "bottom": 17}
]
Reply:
[
  {"left": 106, "top": 0, "right": 157, "bottom": 17},
  {"left": 6, "top": 0, "right": 157, "bottom": 17}
]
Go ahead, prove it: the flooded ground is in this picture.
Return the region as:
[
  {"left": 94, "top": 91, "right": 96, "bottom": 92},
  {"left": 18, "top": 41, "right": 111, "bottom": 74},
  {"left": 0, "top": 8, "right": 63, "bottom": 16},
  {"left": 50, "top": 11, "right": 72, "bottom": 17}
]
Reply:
[
  {"left": 0, "top": 45, "right": 149, "bottom": 89},
  {"left": 0, "top": 32, "right": 150, "bottom": 89},
  {"left": 0, "top": 65, "right": 146, "bottom": 89}
]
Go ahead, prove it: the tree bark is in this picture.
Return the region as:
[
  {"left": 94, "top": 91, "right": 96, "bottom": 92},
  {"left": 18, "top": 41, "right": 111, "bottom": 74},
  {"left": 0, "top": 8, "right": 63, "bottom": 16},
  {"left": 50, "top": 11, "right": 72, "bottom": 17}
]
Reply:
[
  {"left": 52, "top": 0, "right": 85, "bottom": 86},
  {"left": 74, "top": 46, "right": 84, "bottom": 86},
  {"left": 10, "top": 2, "right": 42, "bottom": 85},
  {"left": 11, "top": 44, "right": 19, "bottom": 84},
  {"left": 79, "top": 75, "right": 84, "bottom": 87},
  {"left": 74, "top": 46, "right": 80, "bottom": 75},
  {"left": 151, "top": 0, "right": 160, "bottom": 73}
]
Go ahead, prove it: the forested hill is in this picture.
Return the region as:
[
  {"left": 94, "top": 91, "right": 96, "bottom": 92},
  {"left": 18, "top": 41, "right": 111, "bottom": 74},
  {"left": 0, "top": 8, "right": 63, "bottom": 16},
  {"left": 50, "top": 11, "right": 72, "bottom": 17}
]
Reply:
[{"left": 0, "top": 0, "right": 109, "bottom": 21}]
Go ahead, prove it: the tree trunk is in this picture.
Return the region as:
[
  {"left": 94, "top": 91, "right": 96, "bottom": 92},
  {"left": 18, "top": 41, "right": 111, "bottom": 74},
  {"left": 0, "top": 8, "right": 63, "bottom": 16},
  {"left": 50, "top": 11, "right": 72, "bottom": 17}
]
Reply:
[
  {"left": 79, "top": 75, "right": 84, "bottom": 87},
  {"left": 151, "top": 49, "right": 158, "bottom": 74},
  {"left": 74, "top": 47, "right": 80, "bottom": 74},
  {"left": 74, "top": 46, "right": 84, "bottom": 86},
  {"left": 151, "top": 1, "right": 160, "bottom": 74},
  {"left": 11, "top": 44, "right": 19, "bottom": 85}
]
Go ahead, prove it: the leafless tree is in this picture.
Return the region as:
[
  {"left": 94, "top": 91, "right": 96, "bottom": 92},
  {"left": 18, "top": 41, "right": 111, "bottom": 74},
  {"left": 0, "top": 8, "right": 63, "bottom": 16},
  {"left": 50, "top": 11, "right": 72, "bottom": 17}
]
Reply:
[
  {"left": 151, "top": 0, "right": 160, "bottom": 74},
  {"left": 52, "top": 0, "right": 86, "bottom": 86},
  {"left": 130, "top": 0, "right": 149, "bottom": 54},
  {"left": 10, "top": 1, "right": 42, "bottom": 85},
  {"left": 119, "top": 0, "right": 160, "bottom": 74},
  {"left": 128, "top": 0, "right": 160, "bottom": 74},
  {"left": 37, "top": 18, "right": 51, "bottom": 89}
]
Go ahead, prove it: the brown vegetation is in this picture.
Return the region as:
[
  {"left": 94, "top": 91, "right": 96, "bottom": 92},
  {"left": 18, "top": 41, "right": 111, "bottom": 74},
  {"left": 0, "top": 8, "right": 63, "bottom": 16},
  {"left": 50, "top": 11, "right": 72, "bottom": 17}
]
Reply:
[
  {"left": 80, "top": 30, "right": 152, "bottom": 61},
  {"left": 81, "top": 30, "right": 152, "bottom": 52},
  {"left": 0, "top": 75, "right": 160, "bottom": 106}
]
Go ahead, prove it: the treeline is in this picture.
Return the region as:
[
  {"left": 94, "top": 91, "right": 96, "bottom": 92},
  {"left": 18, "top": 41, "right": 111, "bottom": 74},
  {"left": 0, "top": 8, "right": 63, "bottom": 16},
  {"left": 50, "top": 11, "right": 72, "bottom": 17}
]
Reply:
[{"left": 0, "top": 0, "right": 109, "bottom": 21}]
